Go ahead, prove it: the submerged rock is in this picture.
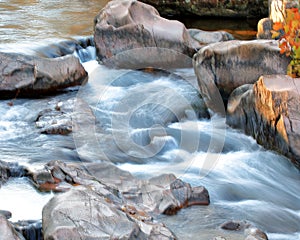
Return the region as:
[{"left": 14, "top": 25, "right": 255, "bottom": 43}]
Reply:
[
  {"left": 193, "top": 40, "right": 290, "bottom": 114},
  {"left": 94, "top": 0, "right": 199, "bottom": 68},
  {"left": 43, "top": 186, "right": 144, "bottom": 240},
  {"left": 221, "top": 220, "right": 268, "bottom": 240},
  {"left": 227, "top": 75, "right": 300, "bottom": 168},
  {"left": 0, "top": 52, "right": 87, "bottom": 99},
  {"left": 0, "top": 210, "right": 12, "bottom": 220}
]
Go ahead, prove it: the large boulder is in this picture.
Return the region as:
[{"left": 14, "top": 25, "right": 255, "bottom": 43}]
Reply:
[
  {"left": 39, "top": 160, "right": 209, "bottom": 239},
  {"left": 94, "top": 0, "right": 199, "bottom": 68},
  {"left": 0, "top": 52, "right": 87, "bottom": 99},
  {"left": 193, "top": 40, "right": 290, "bottom": 114},
  {"left": 140, "top": 0, "right": 268, "bottom": 18},
  {"left": 227, "top": 75, "right": 300, "bottom": 168},
  {"left": 43, "top": 186, "right": 145, "bottom": 240}
]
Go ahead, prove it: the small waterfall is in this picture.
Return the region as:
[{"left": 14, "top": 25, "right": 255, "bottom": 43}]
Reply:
[
  {"left": 0, "top": 36, "right": 97, "bottom": 63},
  {"left": 14, "top": 220, "right": 43, "bottom": 240}
]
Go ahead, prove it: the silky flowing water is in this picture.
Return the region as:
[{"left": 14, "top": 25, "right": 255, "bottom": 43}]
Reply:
[{"left": 0, "top": 1, "right": 299, "bottom": 240}]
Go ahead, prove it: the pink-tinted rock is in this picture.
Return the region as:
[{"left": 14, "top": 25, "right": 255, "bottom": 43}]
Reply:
[
  {"left": 94, "top": 0, "right": 199, "bottom": 68},
  {"left": 0, "top": 52, "right": 87, "bottom": 99},
  {"left": 193, "top": 40, "right": 290, "bottom": 114}
]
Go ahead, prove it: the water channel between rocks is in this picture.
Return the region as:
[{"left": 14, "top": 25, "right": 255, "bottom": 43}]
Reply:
[{"left": 0, "top": 1, "right": 299, "bottom": 240}]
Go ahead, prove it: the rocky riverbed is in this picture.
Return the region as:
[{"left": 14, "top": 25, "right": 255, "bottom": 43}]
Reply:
[{"left": 0, "top": 0, "right": 300, "bottom": 240}]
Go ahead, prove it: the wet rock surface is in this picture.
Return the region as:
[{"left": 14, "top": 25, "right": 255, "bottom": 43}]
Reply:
[
  {"left": 35, "top": 100, "right": 74, "bottom": 135},
  {"left": 0, "top": 160, "right": 26, "bottom": 184},
  {"left": 193, "top": 40, "right": 290, "bottom": 114},
  {"left": 0, "top": 210, "right": 12, "bottom": 220},
  {"left": 0, "top": 52, "right": 87, "bottom": 99},
  {"left": 0, "top": 214, "right": 25, "bottom": 240},
  {"left": 26, "top": 160, "right": 210, "bottom": 239},
  {"left": 188, "top": 29, "right": 234, "bottom": 44},
  {"left": 94, "top": 0, "right": 199, "bottom": 68},
  {"left": 227, "top": 75, "right": 300, "bottom": 168},
  {"left": 13, "top": 220, "right": 43, "bottom": 240},
  {"left": 221, "top": 220, "right": 268, "bottom": 240}
]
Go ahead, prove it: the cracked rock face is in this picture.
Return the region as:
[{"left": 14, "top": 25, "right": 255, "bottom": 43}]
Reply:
[
  {"left": 0, "top": 214, "right": 25, "bottom": 240},
  {"left": 0, "top": 52, "right": 87, "bottom": 99},
  {"left": 93, "top": 0, "right": 199, "bottom": 68},
  {"left": 227, "top": 75, "right": 300, "bottom": 169},
  {"left": 193, "top": 40, "right": 290, "bottom": 114},
  {"left": 39, "top": 161, "right": 209, "bottom": 239}
]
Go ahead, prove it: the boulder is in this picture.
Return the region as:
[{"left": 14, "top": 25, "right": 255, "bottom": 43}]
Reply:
[
  {"left": 37, "top": 160, "right": 208, "bottom": 239},
  {"left": 140, "top": 0, "right": 268, "bottom": 18},
  {"left": 188, "top": 29, "right": 234, "bottom": 44},
  {"left": 0, "top": 214, "right": 25, "bottom": 240},
  {"left": 244, "top": 227, "right": 269, "bottom": 240},
  {"left": 227, "top": 75, "right": 300, "bottom": 168},
  {"left": 0, "top": 52, "right": 87, "bottom": 99},
  {"left": 256, "top": 18, "right": 273, "bottom": 39},
  {"left": 0, "top": 210, "right": 12, "bottom": 220},
  {"left": 193, "top": 40, "right": 290, "bottom": 114},
  {"left": 94, "top": 0, "right": 199, "bottom": 68}
]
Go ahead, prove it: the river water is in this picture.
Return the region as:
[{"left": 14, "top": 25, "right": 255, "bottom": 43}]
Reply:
[{"left": 0, "top": 1, "right": 299, "bottom": 240}]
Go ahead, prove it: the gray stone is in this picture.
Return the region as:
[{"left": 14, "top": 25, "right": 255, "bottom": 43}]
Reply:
[
  {"left": 43, "top": 186, "right": 142, "bottom": 240},
  {"left": 0, "top": 210, "right": 12, "bottom": 220},
  {"left": 257, "top": 18, "right": 273, "bottom": 39},
  {"left": 0, "top": 52, "right": 87, "bottom": 99},
  {"left": 140, "top": 0, "right": 268, "bottom": 18},
  {"left": 193, "top": 40, "right": 290, "bottom": 114},
  {"left": 227, "top": 75, "right": 300, "bottom": 168},
  {"left": 189, "top": 29, "right": 234, "bottom": 44},
  {"left": 244, "top": 227, "right": 268, "bottom": 240},
  {"left": 35, "top": 99, "right": 75, "bottom": 135},
  {"left": 94, "top": 0, "right": 199, "bottom": 68}
]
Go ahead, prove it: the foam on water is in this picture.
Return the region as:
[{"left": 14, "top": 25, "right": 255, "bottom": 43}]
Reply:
[{"left": 0, "top": 178, "right": 53, "bottom": 222}]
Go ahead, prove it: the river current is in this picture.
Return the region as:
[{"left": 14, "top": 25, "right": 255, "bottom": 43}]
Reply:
[{"left": 0, "top": 1, "right": 299, "bottom": 240}]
